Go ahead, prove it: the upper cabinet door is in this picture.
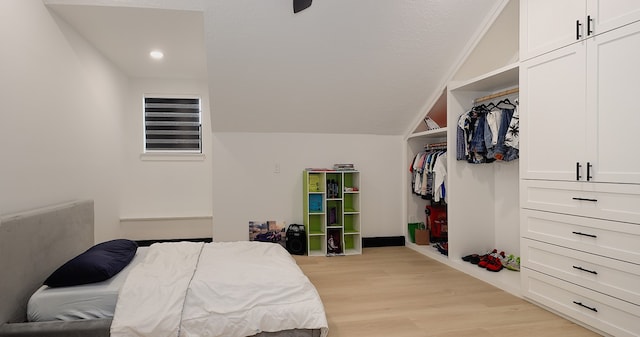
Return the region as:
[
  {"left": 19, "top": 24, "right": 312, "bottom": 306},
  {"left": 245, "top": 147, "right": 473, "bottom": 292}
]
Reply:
[
  {"left": 520, "top": 0, "right": 586, "bottom": 61},
  {"left": 594, "top": 0, "right": 640, "bottom": 36},
  {"left": 520, "top": 0, "right": 640, "bottom": 61},
  {"left": 585, "top": 21, "right": 640, "bottom": 184}
]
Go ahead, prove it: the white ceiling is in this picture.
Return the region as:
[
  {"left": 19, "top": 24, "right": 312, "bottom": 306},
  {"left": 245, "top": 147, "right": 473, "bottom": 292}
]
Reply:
[
  {"left": 46, "top": 3, "right": 207, "bottom": 80},
  {"left": 45, "top": 0, "right": 504, "bottom": 135}
]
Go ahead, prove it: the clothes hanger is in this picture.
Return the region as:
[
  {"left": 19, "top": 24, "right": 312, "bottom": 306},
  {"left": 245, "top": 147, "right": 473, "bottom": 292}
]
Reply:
[{"left": 496, "top": 98, "right": 515, "bottom": 109}]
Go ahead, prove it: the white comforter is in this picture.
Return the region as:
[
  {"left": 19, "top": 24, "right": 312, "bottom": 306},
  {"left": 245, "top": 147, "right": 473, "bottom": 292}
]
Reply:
[{"left": 110, "top": 241, "right": 328, "bottom": 337}]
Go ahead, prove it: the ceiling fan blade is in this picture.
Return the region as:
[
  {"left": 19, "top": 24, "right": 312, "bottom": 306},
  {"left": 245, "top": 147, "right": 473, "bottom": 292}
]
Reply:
[{"left": 293, "top": 0, "right": 312, "bottom": 13}]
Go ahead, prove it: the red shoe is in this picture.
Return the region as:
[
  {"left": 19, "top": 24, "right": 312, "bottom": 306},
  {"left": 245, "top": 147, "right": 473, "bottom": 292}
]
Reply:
[
  {"left": 478, "top": 249, "right": 497, "bottom": 268},
  {"left": 486, "top": 251, "right": 506, "bottom": 272}
]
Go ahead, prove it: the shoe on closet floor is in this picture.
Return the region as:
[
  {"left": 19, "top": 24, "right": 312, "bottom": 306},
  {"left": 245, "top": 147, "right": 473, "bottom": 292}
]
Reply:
[
  {"left": 462, "top": 254, "right": 480, "bottom": 264},
  {"left": 486, "top": 251, "right": 505, "bottom": 272},
  {"left": 478, "top": 249, "right": 498, "bottom": 268},
  {"left": 435, "top": 242, "right": 448, "bottom": 256},
  {"left": 503, "top": 254, "right": 520, "bottom": 271}
]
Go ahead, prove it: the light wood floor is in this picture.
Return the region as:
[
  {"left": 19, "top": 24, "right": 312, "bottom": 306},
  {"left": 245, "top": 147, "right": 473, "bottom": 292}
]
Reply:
[{"left": 294, "top": 246, "right": 601, "bottom": 337}]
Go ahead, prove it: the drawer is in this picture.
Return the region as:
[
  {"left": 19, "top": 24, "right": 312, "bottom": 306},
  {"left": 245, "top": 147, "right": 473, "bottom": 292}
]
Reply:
[
  {"left": 520, "top": 180, "right": 640, "bottom": 225},
  {"left": 522, "top": 268, "right": 640, "bottom": 337},
  {"left": 521, "top": 209, "right": 640, "bottom": 265},
  {"left": 522, "top": 239, "right": 640, "bottom": 306}
]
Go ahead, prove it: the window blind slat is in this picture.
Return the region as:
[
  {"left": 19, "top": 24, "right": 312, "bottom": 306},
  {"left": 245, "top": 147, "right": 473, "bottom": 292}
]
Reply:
[
  {"left": 145, "top": 121, "right": 201, "bottom": 126},
  {"left": 145, "top": 130, "right": 201, "bottom": 135},
  {"left": 145, "top": 112, "right": 200, "bottom": 118}
]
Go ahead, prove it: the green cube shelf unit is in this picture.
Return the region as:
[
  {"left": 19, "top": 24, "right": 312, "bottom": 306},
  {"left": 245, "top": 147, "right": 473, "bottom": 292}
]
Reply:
[{"left": 303, "top": 170, "right": 361, "bottom": 256}]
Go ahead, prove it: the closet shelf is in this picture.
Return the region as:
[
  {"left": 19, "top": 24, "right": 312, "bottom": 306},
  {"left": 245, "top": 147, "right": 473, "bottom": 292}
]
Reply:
[
  {"left": 449, "top": 62, "right": 519, "bottom": 92},
  {"left": 408, "top": 127, "right": 447, "bottom": 140}
]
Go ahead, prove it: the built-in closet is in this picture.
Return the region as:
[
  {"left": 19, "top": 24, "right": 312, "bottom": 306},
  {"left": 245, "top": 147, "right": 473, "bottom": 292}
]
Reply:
[
  {"left": 406, "top": 1, "right": 640, "bottom": 335},
  {"left": 519, "top": 1, "right": 640, "bottom": 335},
  {"left": 405, "top": 0, "right": 521, "bottom": 296}
]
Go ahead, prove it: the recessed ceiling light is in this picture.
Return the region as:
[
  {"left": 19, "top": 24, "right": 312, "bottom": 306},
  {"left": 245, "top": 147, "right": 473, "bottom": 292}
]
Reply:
[{"left": 150, "top": 50, "right": 164, "bottom": 60}]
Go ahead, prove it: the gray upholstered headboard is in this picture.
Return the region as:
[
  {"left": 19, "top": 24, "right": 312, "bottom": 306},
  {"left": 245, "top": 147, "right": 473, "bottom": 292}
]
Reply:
[{"left": 0, "top": 200, "right": 94, "bottom": 324}]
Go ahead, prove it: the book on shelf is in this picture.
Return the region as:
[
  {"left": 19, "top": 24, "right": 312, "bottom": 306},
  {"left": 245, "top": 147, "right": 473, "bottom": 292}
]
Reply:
[
  {"left": 305, "top": 168, "right": 335, "bottom": 171},
  {"left": 333, "top": 163, "right": 355, "bottom": 171},
  {"left": 309, "top": 194, "right": 323, "bottom": 212},
  {"left": 328, "top": 207, "right": 337, "bottom": 225},
  {"left": 423, "top": 117, "right": 440, "bottom": 130},
  {"left": 308, "top": 174, "right": 320, "bottom": 192}
]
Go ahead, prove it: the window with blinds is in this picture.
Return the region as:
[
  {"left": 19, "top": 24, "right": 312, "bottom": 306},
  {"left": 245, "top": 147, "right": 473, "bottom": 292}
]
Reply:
[{"left": 144, "top": 97, "right": 202, "bottom": 152}]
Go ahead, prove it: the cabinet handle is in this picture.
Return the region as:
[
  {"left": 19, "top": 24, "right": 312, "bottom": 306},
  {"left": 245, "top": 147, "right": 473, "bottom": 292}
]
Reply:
[
  {"left": 572, "top": 231, "right": 597, "bottom": 238},
  {"left": 573, "top": 301, "right": 598, "bottom": 312},
  {"left": 572, "top": 197, "right": 598, "bottom": 202},
  {"left": 586, "top": 162, "right": 592, "bottom": 181},
  {"left": 587, "top": 15, "right": 593, "bottom": 35},
  {"left": 576, "top": 20, "right": 583, "bottom": 40},
  {"left": 573, "top": 265, "right": 598, "bottom": 275},
  {"left": 576, "top": 162, "right": 582, "bottom": 181}
]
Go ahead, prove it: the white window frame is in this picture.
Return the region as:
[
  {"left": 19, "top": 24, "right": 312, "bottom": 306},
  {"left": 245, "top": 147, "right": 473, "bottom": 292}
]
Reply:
[{"left": 141, "top": 95, "right": 203, "bottom": 160}]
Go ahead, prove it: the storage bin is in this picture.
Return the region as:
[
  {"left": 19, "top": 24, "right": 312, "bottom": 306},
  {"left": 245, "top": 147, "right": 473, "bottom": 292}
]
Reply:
[
  {"left": 415, "top": 228, "right": 429, "bottom": 245},
  {"left": 407, "top": 222, "right": 422, "bottom": 243}
]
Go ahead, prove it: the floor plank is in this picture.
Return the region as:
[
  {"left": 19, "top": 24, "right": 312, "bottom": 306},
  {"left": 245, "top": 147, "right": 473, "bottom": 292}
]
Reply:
[{"left": 294, "top": 247, "right": 601, "bottom": 337}]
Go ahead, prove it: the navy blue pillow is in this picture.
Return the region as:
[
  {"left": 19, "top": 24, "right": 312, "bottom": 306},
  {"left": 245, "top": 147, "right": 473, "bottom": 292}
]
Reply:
[{"left": 44, "top": 239, "right": 138, "bottom": 287}]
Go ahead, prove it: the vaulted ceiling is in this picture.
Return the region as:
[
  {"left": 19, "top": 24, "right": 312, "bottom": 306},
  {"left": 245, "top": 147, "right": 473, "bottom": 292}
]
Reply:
[{"left": 44, "top": 0, "right": 503, "bottom": 135}]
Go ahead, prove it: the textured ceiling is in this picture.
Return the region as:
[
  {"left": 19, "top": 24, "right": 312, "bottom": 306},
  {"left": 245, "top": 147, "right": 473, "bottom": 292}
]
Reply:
[
  {"left": 45, "top": 0, "right": 504, "bottom": 135},
  {"left": 46, "top": 3, "right": 207, "bottom": 80}
]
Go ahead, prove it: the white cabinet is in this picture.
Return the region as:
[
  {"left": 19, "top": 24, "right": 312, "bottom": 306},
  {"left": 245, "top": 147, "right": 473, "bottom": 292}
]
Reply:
[
  {"left": 520, "top": 20, "right": 640, "bottom": 184},
  {"left": 520, "top": 0, "right": 585, "bottom": 60},
  {"left": 585, "top": 23, "right": 640, "bottom": 184},
  {"left": 521, "top": 180, "right": 640, "bottom": 225},
  {"left": 521, "top": 208, "right": 640, "bottom": 265},
  {"left": 520, "top": 43, "right": 586, "bottom": 182},
  {"left": 521, "top": 0, "right": 640, "bottom": 60},
  {"left": 520, "top": 8, "right": 640, "bottom": 336},
  {"left": 520, "top": 208, "right": 640, "bottom": 337},
  {"left": 522, "top": 269, "right": 640, "bottom": 337},
  {"left": 520, "top": 182, "right": 640, "bottom": 336}
]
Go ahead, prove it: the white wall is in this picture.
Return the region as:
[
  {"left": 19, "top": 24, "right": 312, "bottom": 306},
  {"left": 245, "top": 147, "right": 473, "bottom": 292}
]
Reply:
[
  {"left": 1, "top": 1, "right": 402, "bottom": 245},
  {"left": 119, "top": 78, "right": 213, "bottom": 238},
  {"left": 0, "top": 0, "right": 128, "bottom": 241},
  {"left": 452, "top": 0, "right": 519, "bottom": 81},
  {"left": 212, "top": 133, "right": 404, "bottom": 241}
]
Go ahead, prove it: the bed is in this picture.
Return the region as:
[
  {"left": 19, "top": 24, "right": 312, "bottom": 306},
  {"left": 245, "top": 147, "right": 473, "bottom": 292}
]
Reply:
[
  {"left": 0, "top": 200, "right": 328, "bottom": 337},
  {"left": 26, "top": 246, "right": 149, "bottom": 322}
]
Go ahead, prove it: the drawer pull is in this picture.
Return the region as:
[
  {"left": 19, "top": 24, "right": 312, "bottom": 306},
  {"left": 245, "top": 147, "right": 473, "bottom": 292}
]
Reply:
[
  {"left": 572, "top": 231, "right": 597, "bottom": 238},
  {"left": 572, "top": 197, "right": 598, "bottom": 202},
  {"left": 573, "top": 301, "right": 598, "bottom": 312},
  {"left": 573, "top": 265, "right": 598, "bottom": 275}
]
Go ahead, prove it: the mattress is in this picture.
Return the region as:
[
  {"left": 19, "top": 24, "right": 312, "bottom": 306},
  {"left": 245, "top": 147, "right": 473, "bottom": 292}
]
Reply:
[
  {"left": 111, "top": 241, "right": 329, "bottom": 337},
  {"left": 27, "top": 247, "right": 148, "bottom": 322}
]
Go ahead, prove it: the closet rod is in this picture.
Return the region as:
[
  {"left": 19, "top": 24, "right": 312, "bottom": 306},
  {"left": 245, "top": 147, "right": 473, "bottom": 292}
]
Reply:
[
  {"left": 474, "top": 87, "right": 519, "bottom": 104},
  {"left": 425, "top": 142, "right": 447, "bottom": 150}
]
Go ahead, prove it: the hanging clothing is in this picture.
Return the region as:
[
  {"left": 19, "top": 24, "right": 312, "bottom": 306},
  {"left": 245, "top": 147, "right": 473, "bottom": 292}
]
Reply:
[
  {"left": 504, "top": 101, "right": 519, "bottom": 151},
  {"left": 456, "top": 97, "right": 519, "bottom": 163},
  {"left": 467, "top": 107, "right": 494, "bottom": 164},
  {"left": 410, "top": 149, "right": 447, "bottom": 201},
  {"left": 456, "top": 114, "right": 470, "bottom": 161},
  {"left": 432, "top": 152, "right": 447, "bottom": 203}
]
